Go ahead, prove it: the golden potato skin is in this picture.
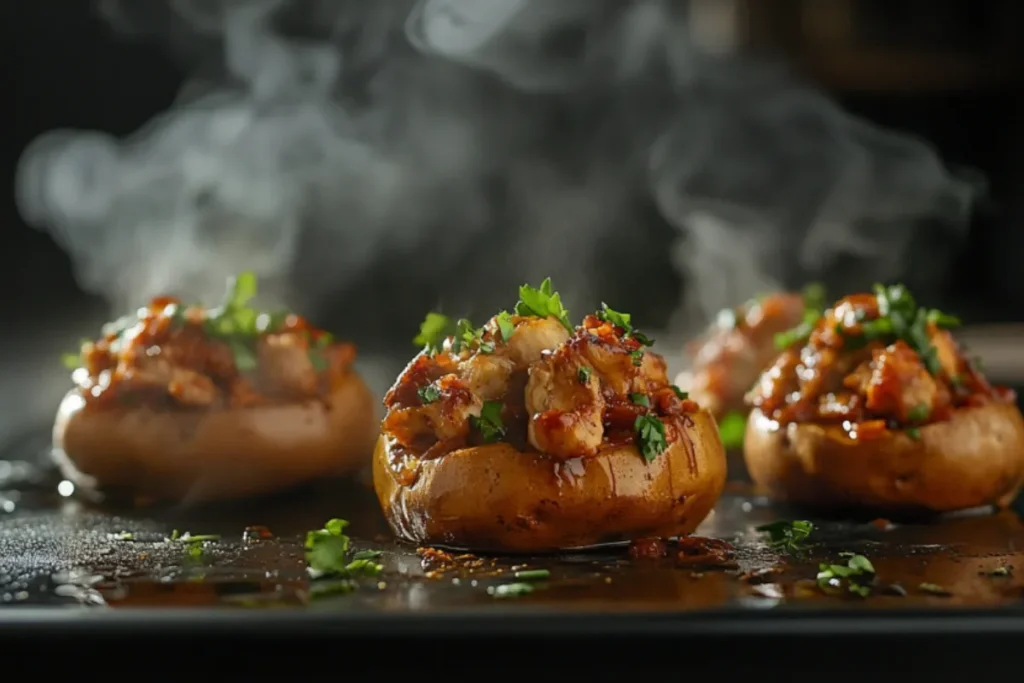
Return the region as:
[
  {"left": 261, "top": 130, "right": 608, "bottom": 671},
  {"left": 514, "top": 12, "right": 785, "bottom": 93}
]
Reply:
[
  {"left": 373, "top": 407, "right": 727, "bottom": 553},
  {"left": 744, "top": 404, "right": 1024, "bottom": 513},
  {"left": 53, "top": 373, "right": 377, "bottom": 505}
]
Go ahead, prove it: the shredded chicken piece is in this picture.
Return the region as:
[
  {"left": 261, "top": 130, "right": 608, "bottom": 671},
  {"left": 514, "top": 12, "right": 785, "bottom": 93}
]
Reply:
[
  {"left": 257, "top": 333, "right": 318, "bottom": 398},
  {"left": 382, "top": 374, "right": 482, "bottom": 449}
]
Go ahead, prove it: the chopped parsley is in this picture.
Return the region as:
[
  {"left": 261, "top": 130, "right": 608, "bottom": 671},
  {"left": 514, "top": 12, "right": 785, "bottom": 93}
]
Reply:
[
  {"left": 772, "top": 283, "right": 961, "bottom": 376},
  {"left": 907, "top": 403, "right": 930, "bottom": 423},
  {"left": 634, "top": 414, "right": 667, "bottom": 463},
  {"left": 597, "top": 303, "right": 632, "bottom": 332},
  {"left": 471, "top": 401, "right": 506, "bottom": 443},
  {"left": 670, "top": 385, "right": 688, "bottom": 400},
  {"left": 515, "top": 278, "right": 573, "bottom": 333},
  {"left": 771, "top": 283, "right": 828, "bottom": 350},
  {"left": 512, "top": 569, "right": 550, "bottom": 580},
  {"left": 417, "top": 383, "right": 441, "bottom": 404},
  {"left": 488, "top": 582, "right": 535, "bottom": 598},
  {"left": 61, "top": 352, "right": 81, "bottom": 370},
  {"left": 495, "top": 310, "right": 516, "bottom": 342},
  {"left": 717, "top": 411, "right": 747, "bottom": 449},
  {"left": 452, "top": 318, "right": 494, "bottom": 354},
  {"left": 630, "top": 393, "right": 651, "bottom": 408},
  {"left": 918, "top": 582, "right": 951, "bottom": 596},
  {"left": 305, "top": 518, "right": 383, "bottom": 580},
  {"left": 577, "top": 367, "right": 592, "bottom": 384},
  {"left": 630, "top": 350, "right": 644, "bottom": 366},
  {"left": 756, "top": 520, "right": 815, "bottom": 555},
  {"left": 413, "top": 312, "right": 454, "bottom": 353},
  {"left": 817, "top": 553, "right": 876, "bottom": 598},
  {"left": 906, "top": 427, "right": 921, "bottom": 440}
]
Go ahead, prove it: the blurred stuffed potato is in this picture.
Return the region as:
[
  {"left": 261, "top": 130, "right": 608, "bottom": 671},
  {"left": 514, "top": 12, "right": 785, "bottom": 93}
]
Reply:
[
  {"left": 54, "top": 272, "right": 376, "bottom": 505},
  {"left": 743, "top": 285, "right": 1024, "bottom": 513},
  {"left": 373, "top": 280, "right": 727, "bottom": 553}
]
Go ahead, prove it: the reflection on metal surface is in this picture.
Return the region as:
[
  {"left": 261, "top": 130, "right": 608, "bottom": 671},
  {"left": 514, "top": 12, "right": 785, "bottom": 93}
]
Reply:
[{"left": 0, "top": 476, "right": 1020, "bottom": 612}]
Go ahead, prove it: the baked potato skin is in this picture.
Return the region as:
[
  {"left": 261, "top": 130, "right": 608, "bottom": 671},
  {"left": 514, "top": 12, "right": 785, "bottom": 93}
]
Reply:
[
  {"left": 54, "top": 372, "right": 377, "bottom": 505},
  {"left": 744, "top": 404, "right": 1024, "bottom": 513},
  {"left": 373, "top": 406, "right": 726, "bottom": 553}
]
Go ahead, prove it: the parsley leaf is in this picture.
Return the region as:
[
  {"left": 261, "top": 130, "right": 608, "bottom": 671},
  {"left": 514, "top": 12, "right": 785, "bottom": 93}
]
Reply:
[
  {"left": 577, "top": 367, "right": 592, "bottom": 384},
  {"left": 61, "top": 352, "right": 81, "bottom": 370},
  {"left": 630, "top": 393, "right": 650, "bottom": 407},
  {"left": 670, "top": 385, "right": 688, "bottom": 400},
  {"left": 630, "top": 350, "right": 644, "bottom": 366},
  {"left": 472, "top": 401, "right": 506, "bottom": 443},
  {"left": 514, "top": 278, "right": 573, "bottom": 333},
  {"left": 304, "top": 518, "right": 384, "bottom": 581},
  {"left": 817, "top": 554, "right": 876, "bottom": 598},
  {"left": 756, "top": 520, "right": 815, "bottom": 555},
  {"left": 495, "top": 311, "right": 516, "bottom": 342},
  {"left": 413, "top": 312, "right": 454, "bottom": 353},
  {"left": 597, "top": 303, "right": 632, "bottom": 332},
  {"left": 634, "top": 414, "right": 667, "bottom": 463},
  {"left": 717, "top": 411, "right": 746, "bottom": 449},
  {"left": 418, "top": 383, "right": 441, "bottom": 404},
  {"left": 907, "top": 403, "right": 930, "bottom": 423}
]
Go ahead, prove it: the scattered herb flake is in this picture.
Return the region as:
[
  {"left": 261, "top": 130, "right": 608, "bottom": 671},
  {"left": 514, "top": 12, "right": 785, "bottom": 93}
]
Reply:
[
  {"left": 816, "top": 554, "right": 876, "bottom": 598},
  {"left": 670, "top": 385, "right": 688, "bottom": 400},
  {"left": 906, "top": 427, "right": 921, "bottom": 440},
  {"left": 413, "top": 312, "right": 454, "bottom": 353},
  {"left": 717, "top": 411, "right": 747, "bottom": 450},
  {"left": 634, "top": 414, "right": 667, "bottom": 463},
  {"left": 577, "top": 366, "right": 592, "bottom": 384},
  {"left": 61, "top": 352, "right": 81, "bottom": 370},
  {"left": 918, "top": 582, "right": 952, "bottom": 596},
  {"left": 907, "top": 403, "right": 930, "bottom": 422},
  {"left": 512, "top": 569, "right": 550, "bottom": 581},
  {"left": 630, "top": 393, "right": 651, "bottom": 408},
  {"left": 418, "top": 383, "right": 441, "bottom": 405},
  {"left": 304, "top": 519, "right": 385, "bottom": 583},
  {"left": 495, "top": 311, "right": 516, "bottom": 342},
  {"left": 488, "top": 582, "right": 535, "bottom": 598},
  {"left": 597, "top": 304, "right": 632, "bottom": 333},
  {"left": 629, "top": 350, "right": 644, "bottom": 367},
  {"left": 756, "top": 520, "right": 815, "bottom": 555},
  {"left": 472, "top": 400, "right": 506, "bottom": 443}
]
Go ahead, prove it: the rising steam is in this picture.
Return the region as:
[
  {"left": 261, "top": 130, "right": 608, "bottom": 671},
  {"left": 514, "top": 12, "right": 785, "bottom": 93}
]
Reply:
[{"left": 16, "top": 0, "right": 978, "bottom": 338}]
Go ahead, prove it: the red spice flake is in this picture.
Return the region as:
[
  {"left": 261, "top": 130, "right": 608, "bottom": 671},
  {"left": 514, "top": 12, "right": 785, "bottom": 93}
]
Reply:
[
  {"left": 676, "top": 536, "right": 738, "bottom": 569},
  {"left": 628, "top": 537, "right": 667, "bottom": 560},
  {"left": 242, "top": 525, "right": 274, "bottom": 541},
  {"left": 870, "top": 518, "right": 894, "bottom": 531}
]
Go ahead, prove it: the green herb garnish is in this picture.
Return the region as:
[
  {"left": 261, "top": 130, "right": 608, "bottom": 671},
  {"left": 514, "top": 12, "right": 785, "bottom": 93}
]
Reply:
[
  {"left": 514, "top": 278, "right": 573, "bottom": 333},
  {"left": 717, "top": 411, "right": 747, "bottom": 449},
  {"left": 304, "top": 518, "right": 384, "bottom": 580},
  {"left": 61, "top": 353, "right": 81, "bottom": 370},
  {"left": 488, "top": 582, "right": 535, "bottom": 598},
  {"left": 413, "top": 312, "right": 454, "bottom": 353},
  {"left": 634, "top": 414, "right": 667, "bottom": 463},
  {"left": 906, "top": 427, "right": 921, "bottom": 440},
  {"left": 630, "top": 393, "right": 651, "bottom": 408},
  {"left": 756, "top": 520, "right": 815, "bottom": 555},
  {"left": 495, "top": 310, "right": 516, "bottom": 342},
  {"left": 418, "top": 383, "right": 441, "bottom": 405},
  {"left": 577, "top": 367, "right": 592, "bottom": 384},
  {"left": 817, "top": 554, "right": 876, "bottom": 598},
  {"left": 597, "top": 303, "right": 632, "bottom": 332},
  {"left": 471, "top": 401, "right": 506, "bottom": 443},
  {"left": 670, "top": 385, "right": 688, "bottom": 400},
  {"left": 918, "top": 582, "right": 951, "bottom": 596},
  {"left": 630, "top": 350, "right": 644, "bottom": 366},
  {"left": 907, "top": 403, "right": 930, "bottom": 423},
  {"left": 512, "top": 569, "right": 550, "bottom": 581}
]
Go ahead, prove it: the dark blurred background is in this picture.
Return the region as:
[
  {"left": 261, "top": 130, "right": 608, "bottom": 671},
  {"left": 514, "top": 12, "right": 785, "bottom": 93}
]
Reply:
[{"left": 3, "top": 0, "right": 1023, "bottom": 441}]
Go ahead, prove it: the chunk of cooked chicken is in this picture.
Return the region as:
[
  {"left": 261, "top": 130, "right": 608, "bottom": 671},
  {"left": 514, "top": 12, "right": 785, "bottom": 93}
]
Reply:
[
  {"left": 257, "top": 333, "right": 319, "bottom": 398},
  {"left": 382, "top": 374, "right": 482, "bottom": 449},
  {"left": 525, "top": 346, "right": 605, "bottom": 459}
]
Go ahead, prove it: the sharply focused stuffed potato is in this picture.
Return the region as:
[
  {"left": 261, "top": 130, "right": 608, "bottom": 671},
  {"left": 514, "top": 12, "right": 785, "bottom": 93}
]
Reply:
[
  {"left": 373, "top": 279, "right": 727, "bottom": 553},
  {"left": 54, "top": 272, "right": 376, "bottom": 505},
  {"left": 744, "top": 285, "right": 1024, "bottom": 513}
]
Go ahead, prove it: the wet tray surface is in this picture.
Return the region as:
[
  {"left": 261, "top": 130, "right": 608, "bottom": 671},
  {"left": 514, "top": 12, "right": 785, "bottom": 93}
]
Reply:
[{"left": 1, "top": 467, "right": 1022, "bottom": 621}]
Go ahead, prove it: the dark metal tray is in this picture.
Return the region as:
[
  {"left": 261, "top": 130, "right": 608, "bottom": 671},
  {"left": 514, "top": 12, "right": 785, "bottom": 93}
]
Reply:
[{"left": 2, "top": 427, "right": 1023, "bottom": 673}]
